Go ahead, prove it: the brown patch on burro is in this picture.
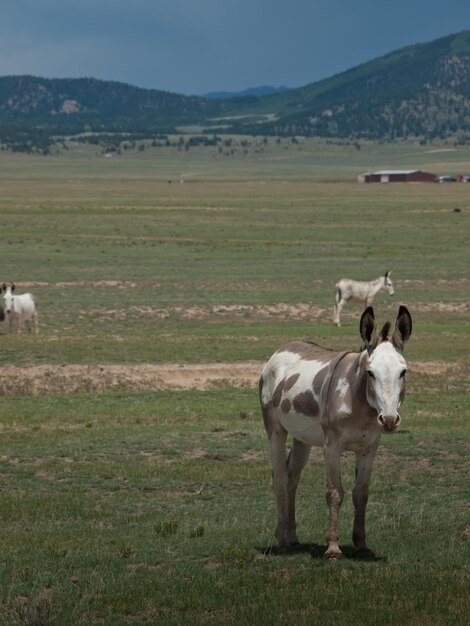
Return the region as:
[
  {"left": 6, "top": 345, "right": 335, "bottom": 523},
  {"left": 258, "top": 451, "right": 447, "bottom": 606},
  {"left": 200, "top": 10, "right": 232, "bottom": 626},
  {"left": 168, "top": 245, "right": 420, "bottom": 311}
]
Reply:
[
  {"left": 281, "top": 398, "right": 292, "bottom": 414},
  {"left": 312, "top": 366, "right": 329, "bottom": 396},
  {"left": 292, "top": 390, "right": 319, "bottom": 417},
  {"left": 272, "top": 380, "right": 285, "bottom": 408},
  {"left": 280, "top": 341, "right": 335, "bottom": 361},
  {"left": 283, "top": 373, "right": 300, "bottom": 392}
]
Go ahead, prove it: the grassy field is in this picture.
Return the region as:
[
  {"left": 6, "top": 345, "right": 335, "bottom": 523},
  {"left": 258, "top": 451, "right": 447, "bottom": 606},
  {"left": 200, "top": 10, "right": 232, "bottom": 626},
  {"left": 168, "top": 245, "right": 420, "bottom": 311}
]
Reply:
[{"left": 0, "top": 138, "right": 469, "bottom": 625}]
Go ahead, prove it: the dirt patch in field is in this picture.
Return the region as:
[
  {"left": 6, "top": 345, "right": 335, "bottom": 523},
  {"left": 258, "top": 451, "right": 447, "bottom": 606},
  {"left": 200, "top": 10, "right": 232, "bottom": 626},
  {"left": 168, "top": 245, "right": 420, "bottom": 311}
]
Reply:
[
  {"left": 85, "top": 303, "right": 328, "bottom": 322},
  {"left": 0, "top": 362, "right": 263, "bottom": 396},
  {"left": 17, "top": 280, "right": 140, "bottom": 289},
  {"left": 0, "top": 359, "right": 462, "bottom": 396},
  {"left": 211, "top": 303, "right": 326, "bottom": 320},
  {"left": 410, "top": 301, "right": 469, "bottom": 314},
  {"left": 400, "top": 278, "right": 469, "bottom": 287},
  {"left": 409, "top": 360, "right": 457, "bottom": 376}
]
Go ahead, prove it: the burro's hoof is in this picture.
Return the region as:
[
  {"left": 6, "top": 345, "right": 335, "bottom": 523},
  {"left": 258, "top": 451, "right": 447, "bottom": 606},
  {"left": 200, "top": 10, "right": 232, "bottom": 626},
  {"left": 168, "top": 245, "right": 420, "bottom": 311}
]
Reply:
[
  {"left": 324, "top": 546, "right": 343, "bottom": 560},
  {"left": 353, "top": 547, "right": 375, "bottom": 560},
  {"left": 276, "top": 540, "right": 300, "bottom": 553}
]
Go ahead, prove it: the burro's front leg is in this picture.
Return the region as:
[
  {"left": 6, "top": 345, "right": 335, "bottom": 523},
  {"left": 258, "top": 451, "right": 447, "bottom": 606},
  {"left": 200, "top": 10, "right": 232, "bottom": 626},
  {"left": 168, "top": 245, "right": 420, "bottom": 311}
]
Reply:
[
  {"left": 323, "top": 436, "right": 344, "bottom": 559},
  {"left": 352, "top": 439, "right": 379, "bottom": 558}
]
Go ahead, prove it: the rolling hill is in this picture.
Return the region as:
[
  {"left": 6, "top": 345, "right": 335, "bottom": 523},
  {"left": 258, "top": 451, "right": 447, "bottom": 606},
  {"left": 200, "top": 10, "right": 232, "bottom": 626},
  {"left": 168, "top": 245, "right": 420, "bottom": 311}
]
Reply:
[
  {"left": 0, "top": 75, "right": 230, "bottom": 152},
  {"left": 224, "top": 30, "right": 470, "bottom": 140},
  {"left": 2, "top": 29, "right": 470, "bottom": 151},
  {"left": 0, "top": 75, "right": 226, "bottom": 129}
]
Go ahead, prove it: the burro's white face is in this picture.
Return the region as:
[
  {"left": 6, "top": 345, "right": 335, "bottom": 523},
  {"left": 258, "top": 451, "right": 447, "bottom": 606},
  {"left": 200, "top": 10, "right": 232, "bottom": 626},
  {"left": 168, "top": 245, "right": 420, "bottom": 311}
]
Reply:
[
  {"left": 3, "top": 287, "right": 14, "bottom": 315},
  {"left": 385, "top": 275, "right": 395, "bottom": 296},
  {"left": 366, "top": 341, "right": 407, "bottom": 433}
]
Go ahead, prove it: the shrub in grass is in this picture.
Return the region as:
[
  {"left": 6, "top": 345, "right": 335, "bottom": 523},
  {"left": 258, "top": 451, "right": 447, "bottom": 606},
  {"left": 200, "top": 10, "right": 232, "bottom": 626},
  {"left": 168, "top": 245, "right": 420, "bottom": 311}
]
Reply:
[
  {"left": 189, "top": 524, "right": 205, "bottom": 538},
  {"left": 118, "top": 543, "right": 137, "bottom": 558},
  {"left": 154, "top": 519, "right": 178, "bottom": 537},
  {"left": 219, "top": 544, "right": 256, "bottom": 568}
]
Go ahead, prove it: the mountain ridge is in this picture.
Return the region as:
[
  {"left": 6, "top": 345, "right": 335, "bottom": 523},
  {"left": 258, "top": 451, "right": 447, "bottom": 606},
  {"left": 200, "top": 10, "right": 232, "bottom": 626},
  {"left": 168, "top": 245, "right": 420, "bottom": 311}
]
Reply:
[
  {"left": 2, "top": 30, "right": 470, "bottom": 151},
  {"left": 202, "top": 85, "right": 290, "bottom": 99},
  {"left": 225, "top": 30, "right": 470, "bottom": 139}
]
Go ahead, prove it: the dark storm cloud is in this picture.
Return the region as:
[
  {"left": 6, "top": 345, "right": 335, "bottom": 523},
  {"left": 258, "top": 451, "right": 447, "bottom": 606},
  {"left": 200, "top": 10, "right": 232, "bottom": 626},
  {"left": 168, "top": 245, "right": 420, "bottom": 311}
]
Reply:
[{"left": 2, "top": 0, "right": 470, "bottom": 94}]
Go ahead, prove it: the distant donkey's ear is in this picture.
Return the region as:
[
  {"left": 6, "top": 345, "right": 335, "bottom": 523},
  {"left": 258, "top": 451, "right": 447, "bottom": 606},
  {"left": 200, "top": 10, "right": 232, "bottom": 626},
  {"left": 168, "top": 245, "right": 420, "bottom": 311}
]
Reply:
[
  {"left": 360, "top": 306, "right": 377, "bottom": 352},
  {"left": 2, "top": 283, "right": 6, "bottom": 292},
  {"left": 392, "top": 306, "right": 412, "bottom": 352},
  {"left": 11, "top": 283, "right": 15, "bottom": 291}
]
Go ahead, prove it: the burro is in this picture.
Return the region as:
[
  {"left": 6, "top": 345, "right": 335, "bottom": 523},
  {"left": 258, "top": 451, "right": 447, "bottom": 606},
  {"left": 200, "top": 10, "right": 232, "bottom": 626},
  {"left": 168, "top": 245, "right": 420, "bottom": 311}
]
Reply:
[{"left": 259, "top": 305, "right": 412, "bottom": 559}]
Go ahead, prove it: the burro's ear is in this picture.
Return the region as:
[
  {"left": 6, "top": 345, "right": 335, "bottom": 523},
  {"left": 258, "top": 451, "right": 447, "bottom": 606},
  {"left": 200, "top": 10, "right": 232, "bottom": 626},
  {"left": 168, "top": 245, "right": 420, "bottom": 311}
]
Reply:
[
  {"left": 392, "top": 305, "right": 412, "bottom": 352},
  {"left": 11, "top": 283, "right": 15, "bottom": 291},
  {"left": 360, "top": 306, "right": 377, "bottom": 352},
  {"left": 2, "top": 283, "right": 6, "bottom": 292}
]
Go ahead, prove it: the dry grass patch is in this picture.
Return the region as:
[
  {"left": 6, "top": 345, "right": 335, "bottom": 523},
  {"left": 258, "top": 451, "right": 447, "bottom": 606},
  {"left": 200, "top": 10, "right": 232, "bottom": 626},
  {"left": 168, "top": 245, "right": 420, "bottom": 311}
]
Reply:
[
  {"left": 0, "top": 362, "right": 263, "bottom": 395},
  {"left": 0, "top": 358, "right": 464, "bottom": 396}
]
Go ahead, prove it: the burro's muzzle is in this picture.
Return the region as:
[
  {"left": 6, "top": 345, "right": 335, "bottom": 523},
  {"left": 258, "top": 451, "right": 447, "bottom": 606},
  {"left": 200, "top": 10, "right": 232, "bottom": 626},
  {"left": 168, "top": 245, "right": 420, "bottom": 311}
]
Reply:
[{"left": 377, "top": 413, "right": 401, "bottom": 433}]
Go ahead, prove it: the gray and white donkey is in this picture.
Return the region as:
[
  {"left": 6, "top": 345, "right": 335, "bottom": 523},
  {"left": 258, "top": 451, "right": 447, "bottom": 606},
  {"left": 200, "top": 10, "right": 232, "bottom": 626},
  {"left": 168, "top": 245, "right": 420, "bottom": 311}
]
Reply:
[
  {"left": 260, "top": 305, "right": 412, "bottom": 559},
  {"left": 334, "top": 271, "right": 395, "bottom": 326},
  {"left": 2, "top": 283, "right": 38, "bottom": 334}
]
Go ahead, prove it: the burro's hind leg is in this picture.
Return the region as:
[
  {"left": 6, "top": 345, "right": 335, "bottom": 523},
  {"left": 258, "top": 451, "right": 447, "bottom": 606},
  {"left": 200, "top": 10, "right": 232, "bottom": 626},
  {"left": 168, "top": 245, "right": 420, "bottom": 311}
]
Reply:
[
  {"left": 267, "top": 424, "right": 290, "bottom": 548},
  {"left": 285, "top": 438, "right": 311, "bottom": 546},
  {"left": 269, "top": 430, "right": 311, "bottom": 549}
]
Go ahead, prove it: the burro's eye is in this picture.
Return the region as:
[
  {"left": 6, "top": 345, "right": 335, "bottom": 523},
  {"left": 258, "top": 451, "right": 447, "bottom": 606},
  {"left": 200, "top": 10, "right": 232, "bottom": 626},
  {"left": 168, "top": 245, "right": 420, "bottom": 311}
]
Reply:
[
  {"left": 367, "top": 370, "right": 375, "bottom": 380},
  {"left": 399, "top": 369, "right": 407, "bottom": 379}
]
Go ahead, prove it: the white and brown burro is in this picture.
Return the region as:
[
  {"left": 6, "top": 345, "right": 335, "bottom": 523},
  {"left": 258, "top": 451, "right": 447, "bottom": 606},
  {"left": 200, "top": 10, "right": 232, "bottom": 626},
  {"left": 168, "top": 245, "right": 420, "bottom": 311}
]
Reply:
[
  {"left": 259, "top": 305, "right": 412, "bottom": 559},
  {"left": 334, "top": 272, "right": 395, "bottom": 326}
]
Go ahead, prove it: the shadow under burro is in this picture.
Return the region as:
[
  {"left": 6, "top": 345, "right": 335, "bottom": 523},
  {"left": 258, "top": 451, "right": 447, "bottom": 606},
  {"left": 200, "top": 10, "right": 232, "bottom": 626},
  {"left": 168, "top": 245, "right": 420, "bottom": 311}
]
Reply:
[{"left": 257, "top": 542, "right": 386, "bottom": 562}]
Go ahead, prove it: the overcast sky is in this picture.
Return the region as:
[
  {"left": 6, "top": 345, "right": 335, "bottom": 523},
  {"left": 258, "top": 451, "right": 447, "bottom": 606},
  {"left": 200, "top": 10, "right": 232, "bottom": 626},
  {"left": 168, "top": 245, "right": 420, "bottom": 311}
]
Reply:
[{"left": 2, "top": 0, "right": 470, "bottom": 95}]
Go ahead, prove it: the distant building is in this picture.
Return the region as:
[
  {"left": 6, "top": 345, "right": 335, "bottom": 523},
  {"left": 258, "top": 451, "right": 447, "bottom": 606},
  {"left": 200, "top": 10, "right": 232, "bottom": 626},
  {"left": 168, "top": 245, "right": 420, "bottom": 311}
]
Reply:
[{"left": 358, "top": 170, "right": 437, "bottom": 183}]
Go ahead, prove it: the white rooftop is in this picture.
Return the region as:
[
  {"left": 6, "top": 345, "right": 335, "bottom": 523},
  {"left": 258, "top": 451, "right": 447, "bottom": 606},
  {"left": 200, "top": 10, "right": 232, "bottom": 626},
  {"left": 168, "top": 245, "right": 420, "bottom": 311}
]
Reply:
[{"left": 368, "top": 170, "right": 418, "bottom": 175}]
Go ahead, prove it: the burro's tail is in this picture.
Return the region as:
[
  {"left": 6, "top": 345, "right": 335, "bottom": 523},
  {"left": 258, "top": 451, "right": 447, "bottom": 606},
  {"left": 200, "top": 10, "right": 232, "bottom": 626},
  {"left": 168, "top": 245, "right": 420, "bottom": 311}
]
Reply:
[{"left": 335, "top": 285, "right": 342, "bottom": 306}]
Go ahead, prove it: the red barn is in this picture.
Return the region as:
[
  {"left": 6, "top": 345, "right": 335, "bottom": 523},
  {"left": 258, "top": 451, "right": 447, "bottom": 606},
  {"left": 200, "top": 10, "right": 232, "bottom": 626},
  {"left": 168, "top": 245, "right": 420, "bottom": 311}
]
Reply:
[{"left": 358, "top": 170, "right": 437, "bottom": 183}]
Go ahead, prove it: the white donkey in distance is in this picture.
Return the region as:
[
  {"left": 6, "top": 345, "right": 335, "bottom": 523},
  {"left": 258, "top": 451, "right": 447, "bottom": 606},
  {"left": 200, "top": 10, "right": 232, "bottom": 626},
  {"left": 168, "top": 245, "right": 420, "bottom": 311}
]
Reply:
[
  {"left": 333, "top": 272, "right": 395, "bottom": 326},
  {"left": 2, "top": 283, "right": 38, "bottom": 334}
]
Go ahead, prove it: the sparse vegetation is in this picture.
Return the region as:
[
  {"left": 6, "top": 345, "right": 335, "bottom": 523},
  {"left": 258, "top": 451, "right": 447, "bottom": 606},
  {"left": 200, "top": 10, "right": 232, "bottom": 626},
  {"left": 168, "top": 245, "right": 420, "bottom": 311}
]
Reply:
[
  {"left": 154, "top": 520, "right": 179, "bottom": 537},
  {"left": 219, "top": 544, "right": 257, "bottom": 568}
]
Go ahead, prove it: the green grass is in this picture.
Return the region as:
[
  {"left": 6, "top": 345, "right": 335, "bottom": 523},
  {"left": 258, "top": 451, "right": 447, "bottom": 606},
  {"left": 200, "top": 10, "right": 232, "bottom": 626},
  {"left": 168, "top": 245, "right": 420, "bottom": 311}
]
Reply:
[
  {"left": 0, "top": 384, "right": 468, "bottom": 625},
  {"left": 0, "top": 139, "right": 469, "bottom": 624},
  {"left": 1, "top": 140, "right": 469, "bottom": 366}
]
